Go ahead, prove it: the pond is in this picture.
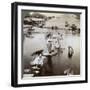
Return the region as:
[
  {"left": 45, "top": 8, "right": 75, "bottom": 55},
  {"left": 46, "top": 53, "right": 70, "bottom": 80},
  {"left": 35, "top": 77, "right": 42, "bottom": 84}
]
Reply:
[{"left": 23, "top": 30, "right": 80, "bottom": 76}]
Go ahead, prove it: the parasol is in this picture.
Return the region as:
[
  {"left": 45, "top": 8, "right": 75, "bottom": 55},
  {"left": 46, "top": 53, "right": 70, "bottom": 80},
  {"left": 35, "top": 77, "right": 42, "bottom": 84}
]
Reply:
[{"left": 31, "top": 49, "right": 43, "bottom": 56}]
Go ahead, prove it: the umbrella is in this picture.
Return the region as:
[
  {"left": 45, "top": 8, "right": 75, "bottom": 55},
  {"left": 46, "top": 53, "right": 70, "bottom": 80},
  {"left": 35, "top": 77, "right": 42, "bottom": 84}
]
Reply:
[{"left": 31, "top": 49, "right": 43, "bottom": 56}]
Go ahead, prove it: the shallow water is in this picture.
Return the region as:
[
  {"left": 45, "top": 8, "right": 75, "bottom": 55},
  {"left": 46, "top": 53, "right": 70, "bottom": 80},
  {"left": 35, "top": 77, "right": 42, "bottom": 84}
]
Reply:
[{"left": 23, "top": 31, "right": 80, "bottom": 76}]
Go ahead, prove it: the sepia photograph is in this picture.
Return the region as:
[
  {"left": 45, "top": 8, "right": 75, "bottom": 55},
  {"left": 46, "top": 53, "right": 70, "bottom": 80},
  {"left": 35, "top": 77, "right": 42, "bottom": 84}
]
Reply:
[{"left": 22, "top": 11, "right": 80, "bottom": 78}]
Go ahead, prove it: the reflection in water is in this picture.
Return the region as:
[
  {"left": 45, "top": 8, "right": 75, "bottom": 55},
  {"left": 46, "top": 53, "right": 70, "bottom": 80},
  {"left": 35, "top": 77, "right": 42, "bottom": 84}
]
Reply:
[{"left": 23, "top": 31, "right": 80, "bottom": 77}]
